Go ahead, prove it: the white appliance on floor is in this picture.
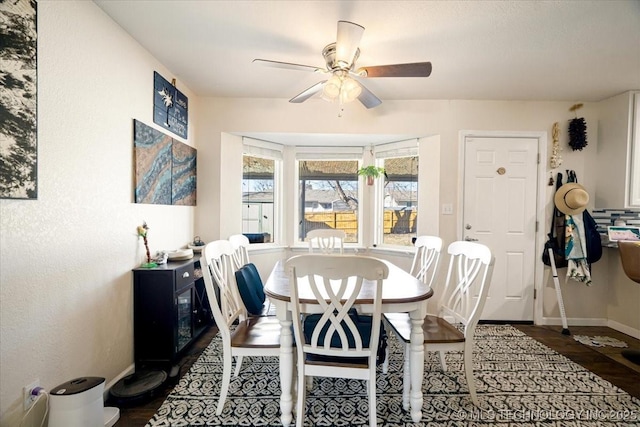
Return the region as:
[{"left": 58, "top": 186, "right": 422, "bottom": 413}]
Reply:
[{"left": 48, "top": 377, "right": 119, "bottom": 427}]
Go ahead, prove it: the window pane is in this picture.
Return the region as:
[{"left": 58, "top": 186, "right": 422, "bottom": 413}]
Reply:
[
  {"left": 298, "top": 160, "right": 358, "bottom": 243},
  {"left": 382, "top": 156, "right": 418, "bottom": 246},
  {"left": 242, "top": 155, "right": 274, "bottom": 243}
]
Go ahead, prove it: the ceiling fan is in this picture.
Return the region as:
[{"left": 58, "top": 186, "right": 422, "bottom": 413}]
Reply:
[{"left": 253, "top": 20, "right": 432, "bottom": 109}]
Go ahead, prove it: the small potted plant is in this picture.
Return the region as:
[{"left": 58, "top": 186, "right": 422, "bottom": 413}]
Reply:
[{"left": 358, "top": 165, "right": 386, "bottom": 185}]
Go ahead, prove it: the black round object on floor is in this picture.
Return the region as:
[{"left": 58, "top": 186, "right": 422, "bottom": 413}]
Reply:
[
  {"left": 622, "top": 349, "right": 640, "bottom": 365},
  {"left": 110, "top": 370, "right": 167, "bottom": 406}
]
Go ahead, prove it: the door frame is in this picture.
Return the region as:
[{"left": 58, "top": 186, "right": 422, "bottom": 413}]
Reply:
[{"left": 458, "top": 130, "right": 548, "bottom": 324}]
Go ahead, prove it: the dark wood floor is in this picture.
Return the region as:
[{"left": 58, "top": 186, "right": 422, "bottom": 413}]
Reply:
[{"left": 112, "top": 324, "right": 640, "bottom": 427}]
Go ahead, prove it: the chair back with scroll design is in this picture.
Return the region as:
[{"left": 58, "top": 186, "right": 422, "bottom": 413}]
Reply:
[
  {"left": 306, "top": 229, "right": 346, "bottom": 254},
  {"left": 410, "top": 235, "right": 443, "bottom": 288},
  {"left": 382, "top": 235, "right": 443, "bottom": 374},
  {"left": 201, "top": 240, "right": 281, "bottom": 415},
  {"left": 386, "top": 240, "right": 493, "bottom": 408},
  {"left": 285, "top": 254, "right": 388, "bottom": 427},
  {"left": 229, "top": 234, "right": 251, "bottom": 270}
]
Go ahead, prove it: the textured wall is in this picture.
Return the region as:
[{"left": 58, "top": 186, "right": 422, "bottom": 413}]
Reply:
[{"left": 0, "top": 2, "right": 197, "bottom": 425}]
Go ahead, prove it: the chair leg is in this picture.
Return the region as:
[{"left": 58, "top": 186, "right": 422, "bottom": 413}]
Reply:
[
  {"left": 296, "top": 371, "right": 306, "bottom": 427},
  {"left": 217, "top": 350, "right": 233, "bottom": 415},
  {"left": 234, "top": 355, "right": 244, "bottom": 377},
  {"left": 402, "top": 342, "right": 410, "bottom": 411},
  {"left": 438, "top": 350, "right": 447, "bottom": 371},
  {"left": 382, "top": 323, "right": 390, "bottom": 374},
  {"left": 463, "top": 343, "right": 479, "bottom": 407},
  {"left": 368, "top": 374, "right": 377, "bottom": 427}
]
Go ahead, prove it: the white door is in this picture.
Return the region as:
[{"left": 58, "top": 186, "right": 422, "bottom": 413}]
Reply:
[{"left": 462, "top": 136, "right": 539, "bottom": 321}]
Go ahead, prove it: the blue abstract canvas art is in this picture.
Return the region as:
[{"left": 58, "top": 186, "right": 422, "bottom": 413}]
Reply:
[
  {"left": 171, "top": 140, "right": 196, "bottom": 205},
  {"left": 134, "top": 120, "right": 172, "bottom": 205},
  {"left": 134, "top": 120, "right": 196, "bottom": 206}
]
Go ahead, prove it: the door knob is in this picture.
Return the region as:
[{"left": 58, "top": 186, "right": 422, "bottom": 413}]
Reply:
[{"left": 464, "top": 236, "right": 478, "bottom": 241}]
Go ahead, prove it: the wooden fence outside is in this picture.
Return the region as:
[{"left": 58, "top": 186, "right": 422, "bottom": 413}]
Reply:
[{"left": 304, "top": 210, "right": 417, "bottom": 236}]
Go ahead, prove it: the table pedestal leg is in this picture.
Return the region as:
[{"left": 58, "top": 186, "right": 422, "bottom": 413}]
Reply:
[
  {"left": 409, "top": 311, "right": 425, "bottom": 422},
  {"left": 278, "top": 318, "right": 294, "bottom": 426}
]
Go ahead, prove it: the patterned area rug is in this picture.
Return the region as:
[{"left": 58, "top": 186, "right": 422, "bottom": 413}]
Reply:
[{"left": 146, "top": 325, "right": 640, "bottom": 426}]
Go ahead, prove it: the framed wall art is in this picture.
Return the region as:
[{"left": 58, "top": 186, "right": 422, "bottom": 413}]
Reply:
[
  {"left": 0, "top": 0, "right": 37, "bottom": 199},
  {"left": 134, "top": 120, "right": 196, "bottom": 206},
  {"left": 153, "top": 71, "right": 188, "bottom": 140}
]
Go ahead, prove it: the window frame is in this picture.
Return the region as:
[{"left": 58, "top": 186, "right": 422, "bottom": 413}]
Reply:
[
  {"left": 373, "top": 140, "right": 420, "bottom": 248},
  {"left": 293, "top": 147, "right": 364, "bottom": 248},
  {"left": 242, "top": 138, "right": 283, "bottom": 246}
]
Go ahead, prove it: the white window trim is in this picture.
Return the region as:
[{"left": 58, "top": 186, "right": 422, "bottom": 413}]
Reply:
[
  {"left": 373, "top": 139, "right": 420, "bottom": 248},
  {"left": 242, "top": 138, "right": 284, "bottom": 246},
  {"left": 293, "top": 149, "right": 364, "bottom": 248}
]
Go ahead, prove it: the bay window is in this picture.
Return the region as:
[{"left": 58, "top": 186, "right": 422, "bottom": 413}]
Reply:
[
  {"left": 242, "top": 138, "right": 282, "bottom": 244},
  {"left": 374, "top": 140, "right": 419, "bottom": 247},
  {"left": 295, "top": 148, "right": 363, "bottom": 245}
]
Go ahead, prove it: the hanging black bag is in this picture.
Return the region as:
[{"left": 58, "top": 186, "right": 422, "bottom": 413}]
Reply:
[
  {"left": 542, "top": 173, "right": 568, "bottom": 267},
  {"left": 583, "top": 209, "right": 603, "bottom": 264},
  {"left": 565, "top": 170, "right": 602, "bottom": 265}
]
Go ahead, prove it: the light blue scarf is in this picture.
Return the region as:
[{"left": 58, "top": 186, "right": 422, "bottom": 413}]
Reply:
[{"left": 565, "top": 214, "right": 592, "bottom": 285}]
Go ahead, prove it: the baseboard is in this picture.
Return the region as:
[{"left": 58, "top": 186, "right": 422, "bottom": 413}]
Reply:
[
  {"left": 607, "top": 320, "right": 640, "bottom": 340},
  {"left": 538, "top": 316, "right": 608, "bottom": 327},
  {"left": 479, "top": 320, "right": 534, "bottom": 325},
  {"left": 104, "top": 363, "right": 135, "bottom": 402}
]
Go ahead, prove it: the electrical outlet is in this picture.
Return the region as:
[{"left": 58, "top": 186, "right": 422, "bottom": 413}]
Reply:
[{"left": 23, "top": 379, "right": 40, "bottom": 411}]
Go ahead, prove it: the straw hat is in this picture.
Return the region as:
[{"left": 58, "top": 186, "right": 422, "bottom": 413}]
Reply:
[{"left": 554, "top": 183, "right": 589, "bottom": 215}]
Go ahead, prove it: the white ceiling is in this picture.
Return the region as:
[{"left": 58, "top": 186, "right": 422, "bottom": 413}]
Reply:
[{"left": 94, "top": 0, "right": 640, "bottom": 105}]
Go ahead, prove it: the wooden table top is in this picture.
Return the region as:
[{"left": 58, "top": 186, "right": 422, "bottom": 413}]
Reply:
[{"left": 265, "top": 258, "right": 433, "bottom": 305}]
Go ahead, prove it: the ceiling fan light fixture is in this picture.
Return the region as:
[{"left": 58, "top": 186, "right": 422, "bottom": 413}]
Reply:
[
  {"left": 322, "top": 75, "right": 342, "bottom": 99},
  {"left": 336, "top": 20, "right": 365, "bottom": 68},
  {"left": 321, "top": 74, "right": 361, "bottom": 104},
  {"left": 341, "top": 77, "right": 362, "bottom": 103}
]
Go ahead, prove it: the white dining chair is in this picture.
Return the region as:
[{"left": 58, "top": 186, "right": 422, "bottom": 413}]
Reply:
[
  {"left": 229, "top": 233, "right": 276, "bottom": 317},
  {"left": 201, "top": 240, "right": 281, "bottom": 415},
  {"left": 385, "top": 241, "right": 494, "bottom": 408},
  {"left": 306, "top": 229, "right": 346, "bottom": 254},
  {"left": 285, "top": 254, "right": 388, "bottom": 427},
  {"left": 382, "top": 235, "right": 443, "bottom": 374},
  {"left": 228, "top": 233, "right": 251, "bottom": 270}
]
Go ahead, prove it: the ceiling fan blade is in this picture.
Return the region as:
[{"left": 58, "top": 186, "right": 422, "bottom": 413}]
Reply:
[
  {"left": 253, "top": 59, "right": 325, "bottom": 73},
  {"left": 357, "top": 62, "right": 432, "bottom": 78},
  {"left": 356, "top": 81, "right": 382, "bottom": 109},
  {"left": 336, "top": 21, "right": 364, "bottom": 68},
  {"left": 289, "top": 81, "right": 327, "bottom": 103}
]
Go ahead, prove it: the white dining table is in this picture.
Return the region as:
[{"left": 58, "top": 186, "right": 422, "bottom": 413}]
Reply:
[{"left": 264, "top": 258, "right": 433, "bottom": 426}]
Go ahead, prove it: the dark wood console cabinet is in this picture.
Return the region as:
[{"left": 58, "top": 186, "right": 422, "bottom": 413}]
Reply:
[{"left": 133, "top": 257, "right": 213, "bottom": 368}]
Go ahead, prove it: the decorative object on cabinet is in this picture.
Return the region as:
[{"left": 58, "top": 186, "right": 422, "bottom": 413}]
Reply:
[
  {"left": 0, "top": 0, "right": 37, "bottom": 199},
  {"left": 153, "top": 71, "right": 188, "bottom": 139},
  {"left": 568, "top": 103, "right": 588, "bottom": 151},
  {"left": 188, "top": 236, "right": 205, "bottom": 252},
  {"left": 134, "top": 119, "right": 197, "bottom": 205},
  {"left": 357, "top": 165, "right": 386, "bottom": 185},
  {"left": 167, "top": 248, "right": 194, "bottom": 260},
  {"left": 137, "top": 221, "right": 157, "bottom": 268},
  {"left": 550, "top": 122, "right": 562, "bottom": 168}
]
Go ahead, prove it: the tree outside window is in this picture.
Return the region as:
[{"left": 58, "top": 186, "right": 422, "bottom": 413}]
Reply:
[
  {"left": 298, "top": 160, "right": 359, "bottom": 243},
  {"left": 380, "top": 156, "right": 418, "bottom": 246}
]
